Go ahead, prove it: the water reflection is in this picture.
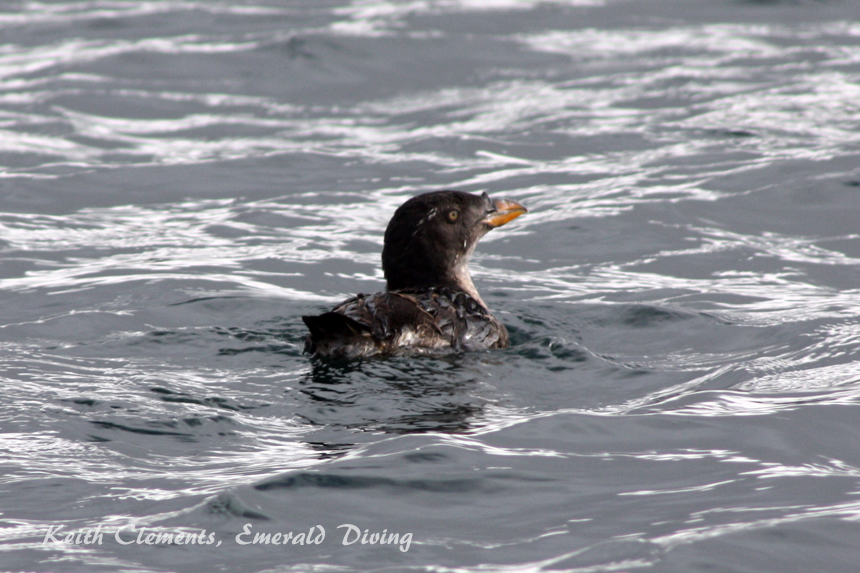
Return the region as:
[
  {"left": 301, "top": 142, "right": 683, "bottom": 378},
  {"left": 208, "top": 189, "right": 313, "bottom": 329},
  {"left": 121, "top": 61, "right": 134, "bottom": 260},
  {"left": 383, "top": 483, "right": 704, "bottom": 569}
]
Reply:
[{"left": 298, "top": 355, "right": 487, "bottom": 433}]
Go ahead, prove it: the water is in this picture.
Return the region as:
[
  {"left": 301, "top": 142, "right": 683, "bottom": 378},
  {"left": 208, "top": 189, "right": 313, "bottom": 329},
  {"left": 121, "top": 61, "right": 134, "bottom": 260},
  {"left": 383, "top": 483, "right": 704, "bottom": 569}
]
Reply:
[{"left": 2, "top": 0, "right": 860, "bottom": 571}]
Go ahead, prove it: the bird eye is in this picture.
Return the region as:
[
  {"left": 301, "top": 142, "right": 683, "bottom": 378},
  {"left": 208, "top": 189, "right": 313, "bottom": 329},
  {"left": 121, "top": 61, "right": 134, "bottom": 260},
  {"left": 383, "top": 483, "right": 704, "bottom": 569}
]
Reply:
[{"left": 447, "top": 210, "right": 459, "bottom": 223}]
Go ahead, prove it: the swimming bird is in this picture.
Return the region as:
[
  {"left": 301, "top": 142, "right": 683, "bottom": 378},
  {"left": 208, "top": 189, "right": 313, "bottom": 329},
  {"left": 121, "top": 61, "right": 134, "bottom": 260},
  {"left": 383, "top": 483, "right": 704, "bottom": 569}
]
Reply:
[{"left": 302, "top": 190, "right": 527, "bottom": 359}]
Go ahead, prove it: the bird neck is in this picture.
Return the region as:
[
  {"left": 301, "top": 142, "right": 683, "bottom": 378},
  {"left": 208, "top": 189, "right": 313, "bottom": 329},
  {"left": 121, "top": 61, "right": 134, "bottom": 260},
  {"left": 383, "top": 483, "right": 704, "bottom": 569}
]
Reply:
[
  {"left": 448, "top": 262, "right": 486, "bottom": 309},
  {"left": 385, "top": 260, "right": 486, "bottom": 309}
]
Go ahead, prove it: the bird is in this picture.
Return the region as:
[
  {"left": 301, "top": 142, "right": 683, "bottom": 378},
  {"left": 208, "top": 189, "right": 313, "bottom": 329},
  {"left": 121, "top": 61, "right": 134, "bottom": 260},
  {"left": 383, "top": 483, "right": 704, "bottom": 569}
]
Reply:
[{"left": 302, "top": 190, "right": 527, "bottom": 359}]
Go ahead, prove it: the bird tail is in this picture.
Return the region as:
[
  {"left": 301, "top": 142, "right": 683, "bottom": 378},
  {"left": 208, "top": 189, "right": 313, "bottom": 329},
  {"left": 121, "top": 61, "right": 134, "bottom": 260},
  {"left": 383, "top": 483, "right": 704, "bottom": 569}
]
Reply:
[
  {"left": 302, "top": 312, "right": 372, "bottom": 358},
  {"left": 302, "top": 312, "right": 369, "bottom": 339}
]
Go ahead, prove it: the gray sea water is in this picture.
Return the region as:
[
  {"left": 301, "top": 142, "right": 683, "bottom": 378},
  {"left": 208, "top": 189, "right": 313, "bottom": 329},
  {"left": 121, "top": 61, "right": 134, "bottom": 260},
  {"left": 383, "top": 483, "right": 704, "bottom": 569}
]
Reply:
[{"left": 2, "top": 0, "right": 860, "bottom": 571}]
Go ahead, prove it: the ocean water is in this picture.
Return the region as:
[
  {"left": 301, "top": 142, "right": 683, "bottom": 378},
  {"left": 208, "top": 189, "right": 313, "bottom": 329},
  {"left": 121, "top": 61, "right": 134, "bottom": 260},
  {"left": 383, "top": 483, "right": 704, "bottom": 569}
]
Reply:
[{"left": 2, "top": 0, "right": 860, "bottom": 571}]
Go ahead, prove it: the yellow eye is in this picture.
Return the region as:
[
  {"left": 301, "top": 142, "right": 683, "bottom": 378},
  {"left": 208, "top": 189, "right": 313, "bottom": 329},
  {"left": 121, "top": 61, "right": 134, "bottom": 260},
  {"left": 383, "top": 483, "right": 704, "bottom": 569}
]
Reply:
[{"left": 447, "top": 210, "right": 459, "bottom": 223}]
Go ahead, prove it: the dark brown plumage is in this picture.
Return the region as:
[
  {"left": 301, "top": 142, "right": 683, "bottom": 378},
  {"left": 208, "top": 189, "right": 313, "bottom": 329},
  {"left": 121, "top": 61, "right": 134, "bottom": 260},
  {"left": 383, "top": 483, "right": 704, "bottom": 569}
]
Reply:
[{"left": 303, "top": 190, "right": 527, "bottom": 359}]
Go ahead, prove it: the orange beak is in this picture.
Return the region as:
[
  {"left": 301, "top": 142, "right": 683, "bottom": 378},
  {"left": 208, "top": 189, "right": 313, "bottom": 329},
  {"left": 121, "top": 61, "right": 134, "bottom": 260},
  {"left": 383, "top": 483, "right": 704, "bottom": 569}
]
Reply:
[{"left": 483, "top": 198, "right": 528, "bottom": 228}]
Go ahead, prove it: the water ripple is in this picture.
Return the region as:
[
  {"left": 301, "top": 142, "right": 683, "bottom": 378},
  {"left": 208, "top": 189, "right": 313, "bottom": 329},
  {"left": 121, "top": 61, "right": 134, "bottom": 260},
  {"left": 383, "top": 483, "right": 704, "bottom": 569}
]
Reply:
[{"left": 2, "top": 1, "right": 860, "bottom": 571}]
